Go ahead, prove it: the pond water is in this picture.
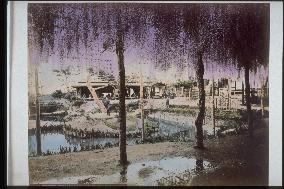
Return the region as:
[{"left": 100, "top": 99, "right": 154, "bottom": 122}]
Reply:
[
  {"left": 28, "top": 133, "right": 140, "bottom": 156},
  {"left": 92, "top": 156, "right": 210, "bottom": 185},
  {"left": 40, "top": 156, "right": 213, "bottom": 185},
  {"left": 29, "top": 116, "right": 198, "bottom": 156}
]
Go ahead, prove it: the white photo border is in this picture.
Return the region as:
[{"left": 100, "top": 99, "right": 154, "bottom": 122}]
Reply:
[{"left": 7, "top": 1, "right": 283, "bottom": 186}]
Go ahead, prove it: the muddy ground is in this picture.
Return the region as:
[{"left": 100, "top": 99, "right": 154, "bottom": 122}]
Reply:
[{"left": 29, "top": 118, "right": 268, "bottom": 186}]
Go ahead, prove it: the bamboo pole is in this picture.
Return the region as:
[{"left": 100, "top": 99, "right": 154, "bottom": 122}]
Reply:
[
  {"left": 227, "top": 78, "right": 231, "bottom": 109},
  {"left": 140, "top": 73, "right": 145, "bottom": 141},
  {"left": 211, "top": 79, "right": 216, "bottom": 136},
  {"left": 261, "top": 80, "right": 264, "bottom": 117},
  {"left": 35, "top": 65, "right": 42, "bottom": 156},
  {"left": 242, "top": 81, "right": 245, "bottom": 105}
]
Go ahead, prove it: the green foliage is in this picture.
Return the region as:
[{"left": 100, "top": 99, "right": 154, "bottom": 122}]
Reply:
[
  {"left": 91, "top": 108, "right": 102, "bottom": 114},
  {"left": 145, "top": 119, "right": 159, "bottom": 137},
  {"left": 104, "top": 120, "right": 117, "bottom": 130},
  {"left": 153, "top": 106, "right": 197, "bottom": 117},
  {"left": 126, "top": 115, "right": 137, "bottom": 131},
  {"left": 174, "top": 80, "right": 196, "bottom": 88},
  {"left": 79, "top": 109, "right": 85, "bottom": 115},
  {"left": 40, "top": 101, "right": 63, "bottom": 113},
  {"left": 215, "top": 109, "right": 243, "bottom": 121},
  {"left": 64, "top": 91, "right": 77, "bottom": 101},
  {"left": 104, "top": 115, "right": 137, "bottom": 131}
]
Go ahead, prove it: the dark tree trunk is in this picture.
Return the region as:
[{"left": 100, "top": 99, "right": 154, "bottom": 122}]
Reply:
[
  {"left": 244, "top": 65, "right": 253, "bottom": 137},
  {"left": 116, "top": 14, "right": 127, "bottom": 166},
  {"left": 35, "top": 66, "right": 42, "bottom": 156},
  {"left": 194, "top": 51, "right": 205, "bottom": 149}
]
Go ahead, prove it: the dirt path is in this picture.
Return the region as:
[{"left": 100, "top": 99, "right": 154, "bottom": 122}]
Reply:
[
  {"left": 190, "top": 119, "right": 268, "bottom": 186},
  {"left": 29, "top": 119, "right": 268, "bottom": 185},
  {"left": 29, "top": 142, "right": 192, "bottom": 184}
]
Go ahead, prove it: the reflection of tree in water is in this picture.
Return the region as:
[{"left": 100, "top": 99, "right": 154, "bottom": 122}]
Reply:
[
  {"left": 64, "top": 135, "right": 83, "bottom": 146},
  {"left": 65, "top": 135, "right": 118, "bottom": 146},
  {"left": 195, "top": 159, "right": 204, "bottom": 173},
  {"left": 120, "top": 164, "right": 128, "bottom": 183}
]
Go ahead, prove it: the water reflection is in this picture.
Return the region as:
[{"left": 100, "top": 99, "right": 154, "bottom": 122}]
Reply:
[
  {"left": 195, "top": 159, "right": 204, "bottom": 172},
  {"left": 120, "top": 164, "right": 128, "bottom": 183},
  {"left": 41, "top": 156, "right": 212, "bottom": 185},
  {"left": 29, "top": 115, "right": 201, "bottom": 156},
  {"left": 36, "top": 128, "right": 42, "bottom": 156},
  {"left": 28, "top": 132, "right": 140, "bottom": 156},
  {"left": 28, "top": 118, "right": 197, "bottom": 156}
]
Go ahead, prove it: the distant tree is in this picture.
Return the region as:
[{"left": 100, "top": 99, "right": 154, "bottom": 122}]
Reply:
[
  {"left": 51, "top": 90, "right": 64, "bottom": 99},
  {"left": 87, "top": 67, "right": 95, "bottom": 76},
  {"left": 182, "top": 4, "right": 234, "bottom": 148},
  {"left": 145, "top": 4, "right": 222, "bottom": 149},
  {"left": 53, "top": 67, "right": 72, "bottom": 92},
  {"left": 28, "top": 4, "right": 58, "bottom": 156},
  {"left": 175, "top": 80, "right": 196, "bottom": 89}
]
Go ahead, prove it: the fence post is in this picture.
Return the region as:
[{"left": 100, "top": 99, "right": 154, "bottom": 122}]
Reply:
[{"left": 212, "top": 79, "right": 216, "bottom": 137}]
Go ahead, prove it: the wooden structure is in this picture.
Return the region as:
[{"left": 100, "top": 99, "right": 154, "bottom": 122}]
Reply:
[{"left": 86, "top": 75, "right": 107, "bottom": 113}]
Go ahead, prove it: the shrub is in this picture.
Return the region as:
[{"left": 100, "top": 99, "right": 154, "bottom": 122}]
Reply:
[
  {"left": 51, "top": 90, "right": 64, "bottom": 99},
  {"left": 73, "top": 100, "right": 85, "bottom": 107}
]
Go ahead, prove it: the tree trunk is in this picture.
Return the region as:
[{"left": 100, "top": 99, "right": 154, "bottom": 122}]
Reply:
[
  {"left": 35, "top": 65, "right": 42, "bottom": 156},
  {"left": 194, "top": 51, "right": 205, "bottom": 149},
  {"left": 116, "top": 14, "right": 127, "bottom": 166},
  {"left": 245, "top": 65, "right": 253, "bottom": 137}
]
